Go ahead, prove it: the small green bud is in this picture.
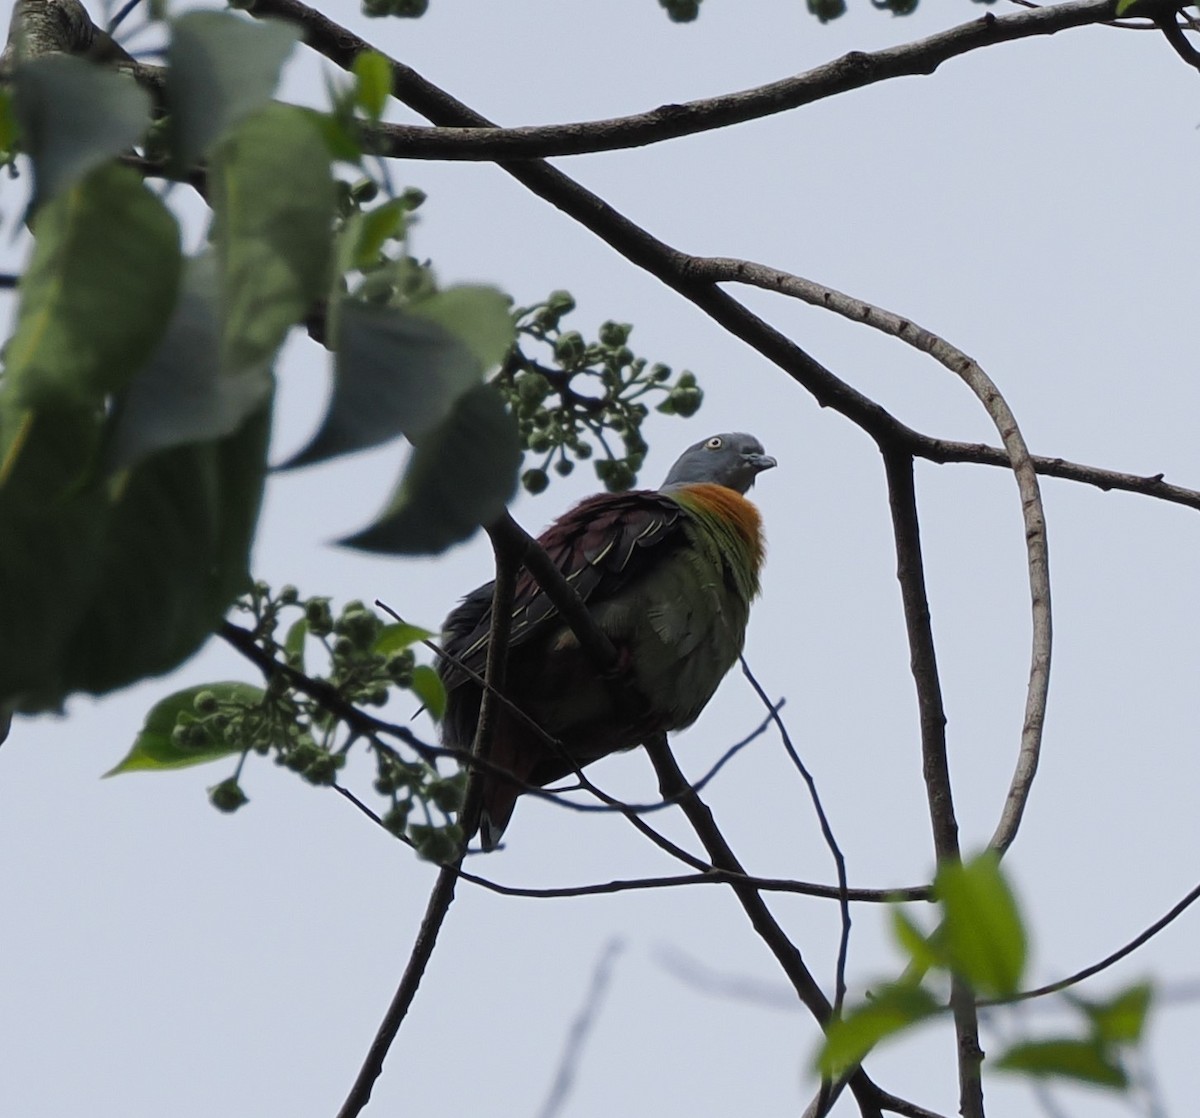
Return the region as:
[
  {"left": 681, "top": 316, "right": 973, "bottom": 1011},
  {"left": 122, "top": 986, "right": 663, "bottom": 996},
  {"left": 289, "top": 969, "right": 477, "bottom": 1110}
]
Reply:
[
  {"left": 528, "top": 431, "right": 553, "bottom": 454},
  {"left": 401, "top": 187, "right": 426, "bottom": 210},
  {"left": 554, "top": 458, "right": 574, "bottom": 477},
  {"left": 517, "top": 373, "right": 551, "bottom": 405},
  {"left": 279, "top": 584, "right": 300, "bottom": 605},
  {"left": 209, "top": 778, "right": 248, "bottom": 813},
  {"left": 676, "top": 371, "right": 697, "bottom": 388},
  {"left": 305, "top": 597, "right": 334, "bottom": 636},
  {"left": 598, "top": 321, "right": 632, "bottom": 347},
  {"left": 649, "top": 363, "right": 671, "bottom": 383},
  {"left": 193, "top": 690, "right": 219, "bottom": 715},
  {"left": 553, "top": 331, "right": 586, "bottom": 364},
  {"left": 672, "top": 387, "right": 703, "bottom": 418},
  {"left": 572, "top": 441, "right": 593, "bottom": 460},
  {"left": 547, "top": 289, "right": 575, "bottom": 314},
  {"left": 351, "top": 178, "right": 379, "bottom": 203},
  {"left": 428, "top": 773, "right": 467, "bottom": 813},
  {"left": 522, "top": 468, "right": 550, "bottom": 495},
  {"left": 382, "top": 802, "right": 411, "bottom": 837}
]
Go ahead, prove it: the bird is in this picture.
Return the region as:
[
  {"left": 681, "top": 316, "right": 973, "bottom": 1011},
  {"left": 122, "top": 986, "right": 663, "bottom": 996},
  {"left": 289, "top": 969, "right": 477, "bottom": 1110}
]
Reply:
[{"left": 438, "top": 431, "right": 776, "bottom": 850}]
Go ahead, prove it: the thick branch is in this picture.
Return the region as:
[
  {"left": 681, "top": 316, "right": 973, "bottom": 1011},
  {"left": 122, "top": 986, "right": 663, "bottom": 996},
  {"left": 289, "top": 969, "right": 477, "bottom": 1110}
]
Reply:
[
  {"left": 882, "top": 450, "right": 984, "bottom": 1118},
  {"left": 357, "top": 0, "right": 1128, "bottom": 161}
]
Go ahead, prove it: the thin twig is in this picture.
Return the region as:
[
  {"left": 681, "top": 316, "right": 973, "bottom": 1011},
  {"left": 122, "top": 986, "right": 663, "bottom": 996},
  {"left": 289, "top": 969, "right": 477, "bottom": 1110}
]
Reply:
[
  {"left": 537, "top": 938, "right": 625, "bottom": 1118},
  {"left": 335, "top": 541, "right": 519, "bottom": 1118},
  {"left": 882, "top": 449, "right": 984, "bottom": 1118},
  {"left": 740, "top": 657, "right": 853, "bottom": 1016},
  {"left": 984, "top": 878, "right": 1200, "bottom": 1006}
]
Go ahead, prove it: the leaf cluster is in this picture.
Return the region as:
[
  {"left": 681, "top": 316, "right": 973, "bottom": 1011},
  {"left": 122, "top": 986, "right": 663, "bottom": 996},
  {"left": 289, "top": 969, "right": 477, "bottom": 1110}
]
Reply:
[
  {"left": 107, "top": 583, "right": 466, "bottom": 863},
  {"left": 818, "top": 853, "right": 1153, "bottom": 1092}
]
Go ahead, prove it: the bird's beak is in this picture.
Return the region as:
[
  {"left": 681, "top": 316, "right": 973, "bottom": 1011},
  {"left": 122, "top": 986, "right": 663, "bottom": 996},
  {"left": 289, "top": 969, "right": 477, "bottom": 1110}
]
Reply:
[{"left": 744, "top": 452, "right": 777, "bottom": 475}]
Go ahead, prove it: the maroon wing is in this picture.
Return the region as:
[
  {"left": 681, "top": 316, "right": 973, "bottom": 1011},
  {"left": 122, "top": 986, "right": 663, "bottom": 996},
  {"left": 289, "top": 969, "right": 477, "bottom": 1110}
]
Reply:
[{"left": 439, "top": 489, "right": 686, "bottom": 694}]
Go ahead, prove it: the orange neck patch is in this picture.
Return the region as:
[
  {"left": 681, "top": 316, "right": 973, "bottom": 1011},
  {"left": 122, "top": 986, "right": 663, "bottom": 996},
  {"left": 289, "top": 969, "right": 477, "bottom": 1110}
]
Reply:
[{"left": 677, "top": 483, "right": 765, "bottom": 572}]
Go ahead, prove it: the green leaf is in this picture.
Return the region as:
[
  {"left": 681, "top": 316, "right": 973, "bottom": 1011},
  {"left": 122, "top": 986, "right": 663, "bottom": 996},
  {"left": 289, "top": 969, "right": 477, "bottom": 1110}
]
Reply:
[
  {"left": 816, "top": 983, "right": 940, "bottom": 1078},
  {"left": 0, "top": 405, "right": 271, "bottom": 711},
  {"left": 105, "top": 253, "right": 274, "bottom": 470},
  {"left": 105, "top": 682, "right": 266, "bottom": 775},
  {"left": 410, "top": 664, "right": 446, "bottom": 721},
  {"left": 408, "top": 285, "right": 515, "bottom": 373},
  {"left": 167, "top": 10, "right": 301, "bottom": 167},
  {"left": 284, "top": 618, "right": 308, "bottom": 669},
  {"left": 890, "top": 907, "right": 944, "bottom": 974},
  {"left": 995, "top": 1038, "right": 1128, "bottom": 1087},
  {"left": 342, "top": 198, "right": 409, "bottom": 271},
  {"left": 0, "top": 90, "right": 17, "bottom": 155},
  {"left": 283, "top": 290, "right": 511, "bottom": 469},
  {"left": 4, "top": 164, "right": 181, "bottom": 408},
  {"left": 1076, "top": 983, "right": 1153, "bottom": 1046},
  {"left": 13, "top": 54, "right": 151, "bottom": 201},
  {"left": 303, "top": 106, "right": 363, "bottom": 163},
  {"left": 934, "top": 851, "right": 1027, "bottom": 997},
  {"left": 352, "top": 51, "right": 392, "bottom": 120},
  {"left": 374, "top": 622, "right": 433, "bottom": 654},
  {"left": 340, "top": 383, "right": 521, "bottom": 554},
  {"left": 208, "top": 104, "right": 335, "bottom": 376}
]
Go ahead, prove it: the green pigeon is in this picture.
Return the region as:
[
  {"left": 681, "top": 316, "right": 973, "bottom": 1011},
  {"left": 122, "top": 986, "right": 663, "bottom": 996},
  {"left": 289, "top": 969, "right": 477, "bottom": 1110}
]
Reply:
[{"left": 439, "top": 432, "right": 776, "bottom": 849}]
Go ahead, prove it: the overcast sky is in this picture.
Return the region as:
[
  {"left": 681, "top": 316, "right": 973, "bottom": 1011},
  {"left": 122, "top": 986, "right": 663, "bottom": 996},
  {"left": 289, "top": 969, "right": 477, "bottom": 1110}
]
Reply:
[{"left": 3, "top": 2, "right": 1200, "bottom": 1116}]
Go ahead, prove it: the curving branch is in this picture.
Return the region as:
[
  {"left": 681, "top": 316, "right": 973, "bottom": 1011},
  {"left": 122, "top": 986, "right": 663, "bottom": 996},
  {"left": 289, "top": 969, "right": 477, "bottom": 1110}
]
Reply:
[{"left": 695, "top": 256, "right": 1051, "bottom": 855}]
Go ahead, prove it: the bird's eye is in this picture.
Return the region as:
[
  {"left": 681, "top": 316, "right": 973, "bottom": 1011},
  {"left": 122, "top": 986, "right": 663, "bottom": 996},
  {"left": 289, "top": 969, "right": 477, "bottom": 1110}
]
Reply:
[{"left": 705, "top": 436, "right": 723, "bottom": 450}]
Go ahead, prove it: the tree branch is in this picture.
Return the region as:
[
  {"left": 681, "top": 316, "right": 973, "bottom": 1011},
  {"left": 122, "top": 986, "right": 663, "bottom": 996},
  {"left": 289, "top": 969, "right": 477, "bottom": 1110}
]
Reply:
[
  {"left": 881, "top": 449, "right": 984, "bottom": 1118},
  {"left": 334, "top": 540, "right": 521, "bottom": 1118},
  {"left": 341, "top": 1, "right": 1129, "bottom": 161},
  {"left": 699, "top": 256, "right": 1051, "bottom": 856}
]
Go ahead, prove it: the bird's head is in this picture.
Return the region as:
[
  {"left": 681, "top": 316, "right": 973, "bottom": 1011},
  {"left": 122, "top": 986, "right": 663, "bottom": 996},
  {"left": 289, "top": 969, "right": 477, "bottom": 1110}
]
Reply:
[{"left": 659, "top": 432, "right": 777, "bottom": 495}]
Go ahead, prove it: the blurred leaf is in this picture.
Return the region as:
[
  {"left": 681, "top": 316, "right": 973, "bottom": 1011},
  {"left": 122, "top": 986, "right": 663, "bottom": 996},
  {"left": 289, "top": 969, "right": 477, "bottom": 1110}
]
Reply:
[
  {"left": 13, "top": 54, "right": 150, "bottom": 201},
  {"left": 167, "top": 10, "right": 300, "bottom": 167},
  {"left": 935, "top": 851, "right": 1026, "bottom": 997},
  {"left": 816, "top": 983, "right": 940, "bottom": 1078},
  {"left": 1076, "top": 983, "right": 1153, "bottom": 1046},
  {"left": 374, "top": 622, "right": 433, "bottom": 654},
  {"left": 5, "top": 165, "right": 181, "bottom": 408},
  {"left": 1114, "top": 0, "right": 1140, "bottom": 13},
  {"left": 283, "top": 297, "right": 486, "bottom": 469},
  {"left": 995, "top": 1038, "right": 1128, "bottom": 1087},
  {"left": 352, "top": 51, "right": 392, "bottom": 119},
  {"left": 0, "top": 89, "right": 17, "bottom": 154},
  {"left": 105, "top": 253, "right": 273, "bottom": 470},
  {"left": 340, "top": 383, "right": 521, "bottom": 554},
  {"left": 105, "top": 682, "right": 265, "bottom": 775},
  {"left": 303, "top": 106, "right": 363, "bottom": 163},
  {"left": 409, "top": 285, "right": 514, "bottom": 373},
  {"left": 0, "top": 405, "right": 271, "bottom": 711},
  {"left": 209, "top": 104, "right": 335, "bottom": 375},
  {"left": 410, "top": 664, "right": 446, "bottom": 721},
  {"left": 341, "top": 198, "right": 409, "bottom": 271},
  {"left": 890, "top": 907, "right": 944, "bottom": 974}
]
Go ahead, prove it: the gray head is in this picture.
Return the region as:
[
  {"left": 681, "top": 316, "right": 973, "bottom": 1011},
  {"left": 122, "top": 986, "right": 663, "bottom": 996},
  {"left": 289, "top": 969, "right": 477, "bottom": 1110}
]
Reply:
[{"left": 659, "top": 432, "right": 777, "bottom": 495}]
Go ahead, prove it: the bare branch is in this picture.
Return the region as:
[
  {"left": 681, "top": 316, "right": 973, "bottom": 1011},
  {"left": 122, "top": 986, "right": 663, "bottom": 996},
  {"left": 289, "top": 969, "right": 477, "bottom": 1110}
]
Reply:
[
  {"left": 1157, "top": 5, "right": 1200, "bottom": 69},
  {"left": 741, "top": 657, "right": 853, "bottom": 1016},
  {"left": 335, "top": 541, "right": 520, "bottom": 1118},
  {"left": 882, "top": 449, "right": 984, "bottom": 1118},
  {"left": 351, "top": 0, "right": 1122, "bottom": 162},
  {"left": 699, "top": 256, "right": 1051, "bottom": 855}
]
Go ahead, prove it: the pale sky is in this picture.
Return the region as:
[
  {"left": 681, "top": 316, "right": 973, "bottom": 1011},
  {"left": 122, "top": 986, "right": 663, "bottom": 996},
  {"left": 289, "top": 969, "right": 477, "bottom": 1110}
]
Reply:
[{"left": 3, "top": 2, "right": 1200, "bottom": 1116}]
